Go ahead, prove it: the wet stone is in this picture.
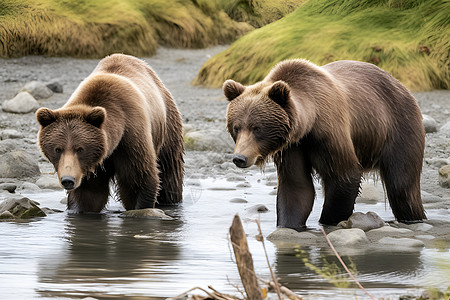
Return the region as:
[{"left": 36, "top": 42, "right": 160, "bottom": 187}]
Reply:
[
  {"left": 0, "top": 183, "right": 16, "bottom": 193},
  {"left": 236, "top": 182, "right": 251, "bottom": 188},
  {"left": 0, "top": 196, "right": 46, "bottom": 219},
  {"left": 246, "top": 204, "right": 269, "bottom": 214},
  {"left": 35, "top": 175, "right": 62, "bottom": 190},
  {"left": 267, "top": 228, "right": 318, "bottom": 243},
  {"left": 327, "top": 228, "right": 369, "bottom": 246},
  {"left": 119, "top": 208, "right": 174, "bottom": 220},
  {"left": 230, "top": 198, "right": 248, "bottom": 203},
  {"left": 346, "top": 211, "right": 386, "bottom": 231},
  {"left": 376, "top": 237, "right": 424, "bottom": 251}
]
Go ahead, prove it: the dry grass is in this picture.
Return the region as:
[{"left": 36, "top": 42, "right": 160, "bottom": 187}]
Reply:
[{"left": 194, "top": 0, "right": 450, "bottom": 91}]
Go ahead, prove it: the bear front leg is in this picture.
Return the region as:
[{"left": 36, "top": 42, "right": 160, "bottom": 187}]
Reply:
[
  {"left": 319, "top": 170, "right": 362, "bottom": 225},
  {"left": 67, "top": 161, "right": 114, "bottom": 213},
  {"left": 274, "top": 144, "right": 315, "bottom": 230}
]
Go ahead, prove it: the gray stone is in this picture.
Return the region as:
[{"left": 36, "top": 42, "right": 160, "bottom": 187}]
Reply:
[
  {"left": 327, "top": 228, "right": 369, "bottom": 246},
  {"left": 368, "top": 226, "right": 413, "bottom": 235},
  {"left": 19, "top": 182, "right": 41, "bottom": 192},
  {"left": 422, "top": 114, "right": 437, "bottom": 133},
  {"left": 2, "top": 92, "right": 39, "bottom": 114},
  {"left": 0, "top": 183, "right": 16, "bottom": 193},
  {"left": 402, "top": 222, "right": 433, "bottom": 232},
  {"left": 438, "top": 165, "right": 450, "bottom": 188},
  {"left": 0, "top": 210, "right": 15, "bottom": 219},
  {"left": 356, "top": 182, "right": 384, "bottom": 204},
  {"left": 184, "top": 130, "right": 234, "bottom": 152},
  {"left": 236, "top": 182, "right": 251, "bottom": 188},
  {"left": 0, "top": 151, "right": 40, "bottom": 178},
  {"left": 347, "top": 211, "right": 386, "bottom": 231},
  {"left": 119, "top": 208, "right": 174, "bottom": 220},
  {"left": 0, "top": 196, "right": 46, "bottom": 219},
  {"left": 267, "top": 228, "right": 318, "bottom": 243},
  {"left": 425, "top": 157, "right": 450, "bottom": 168},
  {"left": 0, "top": 140, "right": 16, "bottom": 154},
  {"left": 0, "top": 129, "right": 24, "bottom": 140},
  {"left": 440, "top": 120, "right": 450, "bottom": 136},
  {"left": 46, "top": 80, "right": 63, "bottom": 93},
  {"left": 230, "top": 198, "right": 248, "bottom": 203},
  {"left": 226, "top": 174, "right": 246, "bottom": 182},
  {"left": 35, "top": 175, "right": 62, "bottom": 190},
  {"left": 20, "top": 81, "right": 53, "bottom": 99}
]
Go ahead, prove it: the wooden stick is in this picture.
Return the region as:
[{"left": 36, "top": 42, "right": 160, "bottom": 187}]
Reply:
[{"left": 229, "top": 214, "right": 264, "bottom": 300}]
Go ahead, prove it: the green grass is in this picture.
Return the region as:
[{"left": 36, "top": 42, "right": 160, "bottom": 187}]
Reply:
[
  {"left": 194, "top": 0, "right": 450, "bottom": 91},
  {"left": 0, "top": 0, "right": 301, "bottom": 58}
]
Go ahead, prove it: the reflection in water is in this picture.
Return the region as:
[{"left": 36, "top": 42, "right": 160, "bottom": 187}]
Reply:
[{"left": 37, "top": 212, "right": 183, "bottom": 299}]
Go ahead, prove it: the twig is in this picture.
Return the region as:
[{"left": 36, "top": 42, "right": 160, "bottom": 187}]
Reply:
[
  {"left": 320, "top": 226, "right": 377, "bottom": 300},
  {"left": 254, "top": 219, "right": 283, "bottom": 300},
  {"left": 267, "top": 281, "right": 302, "bottom": 300}
]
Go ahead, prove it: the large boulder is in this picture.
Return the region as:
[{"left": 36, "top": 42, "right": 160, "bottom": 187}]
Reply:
[
  {"left": 2, "top": 92, "right": 39, "bottom": 114},
  {"left": 0, "top": 150, "right": 40, "bottom": 178},
  {"left": 0, "top": 196, "right": 46, "bottom": 219}
]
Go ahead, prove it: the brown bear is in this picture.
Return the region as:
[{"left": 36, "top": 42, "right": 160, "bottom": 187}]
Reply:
[
  {"left": 224, "top": 59, "right": 426, "bottom": 229},
  {"left": 36, "top": 54, "right": 184, "bottom": 213}
]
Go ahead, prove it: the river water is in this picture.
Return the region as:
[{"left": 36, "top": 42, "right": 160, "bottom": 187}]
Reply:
[{"left": 1, "top": 168, "right": 449, "bottom": 300}]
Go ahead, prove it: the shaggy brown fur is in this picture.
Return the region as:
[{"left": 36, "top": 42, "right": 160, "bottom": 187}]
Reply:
[
  {"left": 224, "top": 59, "right": 426, "bottom": 228},
  {"left": 37, "top": 54, "right": 184, "bottom": 213}
]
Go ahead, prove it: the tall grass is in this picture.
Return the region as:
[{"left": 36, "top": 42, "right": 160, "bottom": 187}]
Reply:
[
  {"left": 194, "top": 0, "right": 450, "bottom": 91},
  {"left": 0, "top": 0, "right": 301, "bottom": 58}
]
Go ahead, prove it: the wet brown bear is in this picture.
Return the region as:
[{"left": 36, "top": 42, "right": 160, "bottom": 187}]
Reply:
[
  {"left": 224, "top": 59, "right": 426, "bottom": 229},
  {"left": 36, "top": 54, "right": 184, "bottom": 212}
]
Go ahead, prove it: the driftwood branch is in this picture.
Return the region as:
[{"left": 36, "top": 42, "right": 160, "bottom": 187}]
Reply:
[{"left": 229, "top": 214, "right": 264, "bottom": 300}]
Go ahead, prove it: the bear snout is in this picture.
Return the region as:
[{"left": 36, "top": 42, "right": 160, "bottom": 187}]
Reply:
[
  {"left": 61, "top": 176, "right": 76, "bottom": 190},
  {"left": 232, "top": 154, "right": 249, "bottom": 168}
]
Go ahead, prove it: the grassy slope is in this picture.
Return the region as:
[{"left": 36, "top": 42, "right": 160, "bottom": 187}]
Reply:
[
  {"left": 0, "top": 0, "right": 303, "bottom": 58},
  {"left": 194, "top": 0, "right": 450, "bottom": 91}
]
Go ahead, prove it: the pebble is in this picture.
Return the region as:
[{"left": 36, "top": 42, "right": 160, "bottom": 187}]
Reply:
[
  {"left": 438, "top": 165, "right": 450, "bottom": 188},
  {"left": 422, "top": 114, "right": 438, "bottom": 133},
  {"left": 0, "top": 151, "right": 40, "bottom": 178},
  {"left": 2, "top": 92, "right": 40, "bottom": 114},
  {"left": 327, "top": 228, "right": 369, "bottom": 246},
  {"left": 20, "top": 81, "right": 53, "bottom": 99},
  {"left": 230, "top": 198, "right": 248, "bottom": 203},
  {"left": 343, "top": 211, "right": 386, "bottom": 231}
]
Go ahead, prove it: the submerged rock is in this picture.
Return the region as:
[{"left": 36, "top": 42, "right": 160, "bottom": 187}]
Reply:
[
  {"left": 376, "top": 237, "right": 424, "bottom": 251},
  {"left": 327, "top": 228, "right": 369, "bottom": 246},
  {"left": 0, "top": 196, "right": 46, "bottom": 219},
  {"left": 2, "top": 92, "right": 39, "bottom": 114},
  {"left": 119, "top": 208, "right": 174, "bottom": 220}
]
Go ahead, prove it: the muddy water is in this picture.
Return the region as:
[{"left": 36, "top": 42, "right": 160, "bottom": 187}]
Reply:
[{"left": 1, "top": 169, "right": 449, "bottom": 300}]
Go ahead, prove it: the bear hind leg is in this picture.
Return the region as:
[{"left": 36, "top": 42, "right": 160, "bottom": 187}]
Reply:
[{"left": 156, "top": 143, "right": 184, "bottom": 206}]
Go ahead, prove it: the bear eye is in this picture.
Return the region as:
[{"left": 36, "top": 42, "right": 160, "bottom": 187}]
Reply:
[
  {"left": 233, "top": 126, "right": 241, "bottom": 134},
  {"left": 55, "top": 148, "right": 62, "bottom": 154},
  {"left": 253, "top": 126, "right": 261, "bottom": 133},
  {"left": 76, "top": 147, "right": 84, "bottom": 153}
]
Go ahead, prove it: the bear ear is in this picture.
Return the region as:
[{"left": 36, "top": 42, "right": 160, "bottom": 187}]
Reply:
[
  {"left": 268, "top": 80, "right": 290, "bottom": 107},
  {"left": 85, "top": 107, "right": 106, "bottom": 128},
  {"left": 36, "top": 107, "right": 57, "bottom": 127},
  {"left": 223, "top": 80, "right": 245, "bottom": 101}
]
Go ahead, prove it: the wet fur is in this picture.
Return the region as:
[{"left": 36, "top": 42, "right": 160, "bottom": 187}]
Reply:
[
  {"left": 225, "top": 59, "right": 426, "bottom": 228},
  {"left": 37, "top": 54, "right": 184, "bottom": 212}
]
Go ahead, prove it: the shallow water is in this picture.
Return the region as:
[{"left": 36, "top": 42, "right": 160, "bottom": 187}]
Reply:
[{"left": 1, "top": 170, "right": 449, "bottom": 299}]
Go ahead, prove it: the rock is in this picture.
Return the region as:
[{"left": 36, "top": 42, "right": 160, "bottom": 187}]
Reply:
[
  {"left": 438, "top": 165, "right": 450, "bottom": 188},
  {"left": 425, "top": 157, "right": 450, "bottom": 168},
  {"left": 226, "top": 174, "right": 246, "bottom": 182},
  {"left": 377, "top": 237, "right": 424, "bottom": 251},
  {"left": 35, "top": 175, "right": 62, "bottom": 190},
  {"left": 20, "top": 81, "right": 53, "bottom": 99},
  {"left": 119, "top": 208, "right": 174, "bottom": 220},
  {"left": 267, "top": 228, "right": 318, "bottom": 243},
  {"left": 0, "top": 183, "right": 17, "bottom": 193},
  {"left": 327, "top": 228, "right": 369, "bottom": 246},
  {"left": 0, "top": 140, "right": 16, "bottom": 154},
  {"left": 0, "top": 196, "right": 46, "bottom": 219},
  {"left": 2, "top": 91, "right": 39, "bottom": 114},
  {"left": 400, "top": 222, "right": 433, "bottom": 232},
  {"left": 0, "top": 129, "right": 24, "bottom": 140},
  {"left": 367, "top": 226, "right": 413, "bottom": 235},
  {"left": 422, "top": 114, "right": 437, "bottom": 133},
  {"left": 246, "top": 204, "right": 269, "bottom": 214},
  {"left": 236, "top": 182, "right": 251, "bottom": 188},
  {"left": 184, "top": 130, "right": 234, "bottom": 152},
  {"left": 19, "top": 182, "right": 41, "bottom": 192},
  {"left": 356, "top": 182, "right": 384, "bottom": 204},
  {"left": 269, "top": 189, "right": 277, "bottom": 195},
  {"left": 440, "top": 120, "right": 450, "bottom": 136},
  {"left": 230, "top": 198, "right": 248, "bottom": 203},
  {"left": 346, "top": 211, "right": 386, "bottom": 231},
  {"left": 0, "top": 211, "right": 15, "bottom": 219},
  {"left": 0, "top": 151, "right": 40, "bottom": 178},
  {"left": 45, "top": 80, "right": 63, "bottom": 93}
]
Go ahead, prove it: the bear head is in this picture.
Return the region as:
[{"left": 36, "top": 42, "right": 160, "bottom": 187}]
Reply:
[
  {"left": 36, "top": 105, "right": 107, "bottom": 191},
  {"left": 224, "top": 79, "right": 292, "bottom": 168}
]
